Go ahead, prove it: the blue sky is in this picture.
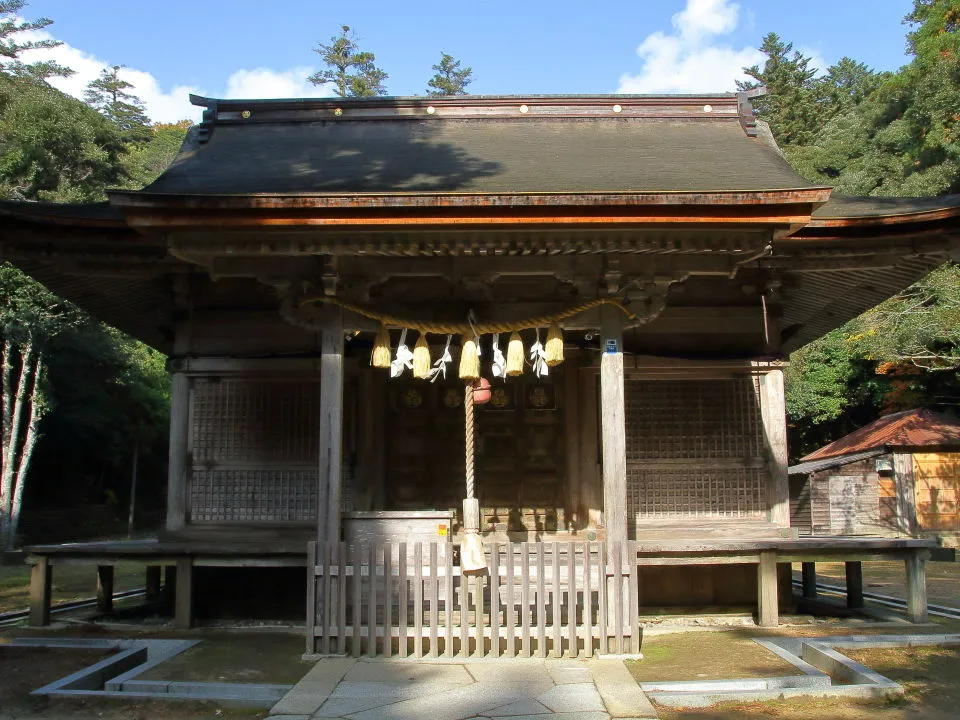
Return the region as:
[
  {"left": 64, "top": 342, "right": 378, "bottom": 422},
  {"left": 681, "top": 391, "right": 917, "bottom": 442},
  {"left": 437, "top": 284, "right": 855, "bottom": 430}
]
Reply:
[{"left": 20, "top": 0, "right": 918, "bottom": 122}]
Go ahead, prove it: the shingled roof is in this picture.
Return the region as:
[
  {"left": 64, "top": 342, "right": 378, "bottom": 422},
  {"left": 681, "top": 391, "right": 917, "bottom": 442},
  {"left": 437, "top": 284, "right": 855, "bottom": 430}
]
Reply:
[
  {"left": 132, "top": 93, "right": 823, "bottom": 198},
  {"left": 800, "top": 408, "right": 960, "bottom": 462}
]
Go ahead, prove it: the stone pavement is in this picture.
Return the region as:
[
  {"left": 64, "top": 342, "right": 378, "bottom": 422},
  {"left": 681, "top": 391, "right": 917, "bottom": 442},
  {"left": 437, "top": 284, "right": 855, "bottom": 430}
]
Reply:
[{"left": 269, "top": 657, "right": 658, "bottom": 720}]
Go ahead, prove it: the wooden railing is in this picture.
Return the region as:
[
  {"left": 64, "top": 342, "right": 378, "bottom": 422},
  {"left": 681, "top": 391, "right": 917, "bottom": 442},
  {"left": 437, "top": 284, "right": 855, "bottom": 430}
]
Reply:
[{"left": 307, "top": 541, "right": 641, "bottom": 658}]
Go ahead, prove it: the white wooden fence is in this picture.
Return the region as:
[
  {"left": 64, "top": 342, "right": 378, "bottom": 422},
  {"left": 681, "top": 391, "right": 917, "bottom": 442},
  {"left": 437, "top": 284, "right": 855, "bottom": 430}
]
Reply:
[{"left": 307, "top": 541, "right": 641, "bottom": 658}]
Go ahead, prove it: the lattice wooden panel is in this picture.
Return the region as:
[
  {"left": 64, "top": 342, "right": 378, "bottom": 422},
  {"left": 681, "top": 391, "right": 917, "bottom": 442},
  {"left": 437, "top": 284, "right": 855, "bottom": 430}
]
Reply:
[
  {"left": 188, "top": 377, "right": 321, "bottom": 523},
  {"left": 190, "top": 469, "right": 317, "bottom": 522},
  {"left": 624, "top": 378, "right": 763, "bottom": 460},
  {"left": 190, "top": 379, "right": 320, "bottom": 463},
  {"left": 627, "top": 467, "right": 766, "bottom": 517},
  {"left": 625, "top": 378, "right": 767, "bottom": 520}
]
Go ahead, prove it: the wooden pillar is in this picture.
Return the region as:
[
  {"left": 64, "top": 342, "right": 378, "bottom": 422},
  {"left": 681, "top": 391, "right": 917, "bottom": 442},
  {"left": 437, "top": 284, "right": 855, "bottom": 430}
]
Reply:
[
  {"left": 166, "top": 372, "right": 190, "bottom": 532},
  {"left": 28, "top": 557, "right": 52, "bottom": 626},
  {"left": 96, "top": 565, "right": 115, "bottom": 613},
  {"left": 905, "top": 551, "right": 929, "bottom": 623},
  {"left": 801, "top": 562, "right": 817, "bottom": 599},
  {"left": 893, "top": 452, "right": 917, "bottom": 536},
  {"left": 845, "top": 561, "right": 864, "bottom": 609},
  {"left": 758, "top": 369, "right": 790, "bottom": 528},
  {"left": 564, "top": 359, "right": 581, "bottom": 528},
  {"left": 318, "top": 305, "right": 345, "bottom": 543},
  {"left": 145, "top": 566, "right": 162, "bottom": 604},
  {"left": 600, "top": 305, "right": 627, "bottom": 548},
  {"left": 757, "top": 551, "right": 779, "bottom": 627},
  {"left": 174, "top": 556, "right": 193, "bottom": 629}
]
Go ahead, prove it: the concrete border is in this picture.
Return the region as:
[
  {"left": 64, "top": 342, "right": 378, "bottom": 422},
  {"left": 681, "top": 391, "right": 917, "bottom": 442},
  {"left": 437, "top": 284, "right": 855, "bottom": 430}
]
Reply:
[
  {"left": 642, "top": 633, "right": 960, "bottom": 708},
  {"left": 13, "top": 637, "right": 295, "bottom": 706}
]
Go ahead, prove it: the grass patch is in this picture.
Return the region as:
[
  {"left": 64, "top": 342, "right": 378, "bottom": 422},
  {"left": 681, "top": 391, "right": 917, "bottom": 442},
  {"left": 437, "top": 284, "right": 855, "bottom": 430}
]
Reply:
[
  {"left": 627, "top": 630, "right": 797, "bottom": 682},
  {"left": 0, "top": 562, "right": 147, "bottom": 614},
  {"left": 137, "top": 632, "right": 308, "bottom": 685}
]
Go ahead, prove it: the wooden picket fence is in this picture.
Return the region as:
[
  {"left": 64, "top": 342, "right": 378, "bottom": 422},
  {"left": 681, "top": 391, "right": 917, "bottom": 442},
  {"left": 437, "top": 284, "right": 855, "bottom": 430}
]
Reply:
[{"left": 306, "top": 541, "right": 641, "bottom": 658}]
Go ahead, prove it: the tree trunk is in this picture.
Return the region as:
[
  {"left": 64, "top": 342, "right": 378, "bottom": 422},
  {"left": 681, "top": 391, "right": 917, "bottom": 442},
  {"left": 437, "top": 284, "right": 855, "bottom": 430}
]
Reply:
[
  {"left": 127, "top": 421, "right": 140, "bottom": 537},
  {"left": 0, "top": 340, "right": 33, "bottom": 549},
  {"left": 7, "top": 353, "right": 43, "bottom": 551}
]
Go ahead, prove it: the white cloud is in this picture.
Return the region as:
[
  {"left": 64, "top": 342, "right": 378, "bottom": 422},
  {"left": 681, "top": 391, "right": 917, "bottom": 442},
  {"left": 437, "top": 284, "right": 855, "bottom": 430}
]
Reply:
[
  {"left": 14, "top": 24, "right": 332, "bottom": 124},
  {"left": 224, "top": 66, "right": 333, "bottom": 100},
  {"left": 617, "top": 0, "right": 765, "bottom": 94}
]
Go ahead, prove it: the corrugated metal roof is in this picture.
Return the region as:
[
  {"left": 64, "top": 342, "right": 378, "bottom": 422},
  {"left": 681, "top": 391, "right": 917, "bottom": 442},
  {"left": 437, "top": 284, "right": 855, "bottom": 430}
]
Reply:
[
  {"left": 788, "top": 449, "right": 885, "bottom": 476},
  {"left": 801, "top": 408, "right": 960, "bottom": 462}
]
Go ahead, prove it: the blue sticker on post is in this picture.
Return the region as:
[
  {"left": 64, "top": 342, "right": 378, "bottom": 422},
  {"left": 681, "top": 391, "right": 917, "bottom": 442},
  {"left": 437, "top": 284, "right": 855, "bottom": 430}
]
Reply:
[{"left": 604, "top": 338, "right": 619, "bottom": 353}]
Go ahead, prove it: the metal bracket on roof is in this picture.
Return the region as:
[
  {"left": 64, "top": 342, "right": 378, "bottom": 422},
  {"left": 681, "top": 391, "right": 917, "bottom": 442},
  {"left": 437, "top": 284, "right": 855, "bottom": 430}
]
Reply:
[
  {"left": 736, "top": 91, "right": 759, "bottom": 138},
  {"left": 196, "top": 100, "right": 218, "bottom": 144}
]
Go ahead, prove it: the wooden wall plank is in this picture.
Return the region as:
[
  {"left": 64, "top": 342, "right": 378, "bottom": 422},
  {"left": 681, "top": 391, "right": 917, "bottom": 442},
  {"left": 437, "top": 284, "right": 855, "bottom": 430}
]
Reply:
[
  {"left": 579, "top": 370, "right": 602, "bottom": 530},
  {"left": 521, "top": 543, "right": 531, "bottom": 658},
  {"left": 552, "top": 546, "right": 562, "bottom": 658},
  {"left": 383, "top": 543, "right": 392, "bottom": 658},
  {"left": 338, "top": 541, "right": 347, "bottom": 655},
  {"left": 536, "top": 547, "right": 547, "bottom": 657},
  {"left": 414, "top": 542, "right": 424, "bottom": 658},
  {"left": 306, "top": 542, "right": 317, "bottom": 654},
  {"left": 490, "top": 545, "right": 501, "bottom": 658},
  {"left": 398, "top": 542, "right": 408, "bottom": 658},
  {"left": 506, "top": 546, "right": 516, "bottom": 657},
  {"left": 429, "top": 544, "right": 439, "bottom": 657},
  {"left": 444, "top": 543, "right": 454, "bottom": 657},
  {"left": 568, "top": 541, "right": 578, "bottom": 657}
]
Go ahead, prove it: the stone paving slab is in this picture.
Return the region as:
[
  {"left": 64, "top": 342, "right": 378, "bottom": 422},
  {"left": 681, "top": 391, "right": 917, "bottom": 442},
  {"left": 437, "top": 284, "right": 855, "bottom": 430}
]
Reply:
[
  {"left": 345, "top": 662, "right": 474, "bottom": 685},
  {"left": 346, "top": 683, "right": 530, "bottom": 720},
  {"left": 268, "top": 656, "right": 663, "bottom": 720},
  {"left": 537, "top": 684, "right": 606, "bottom": 713},
  {"left": 483, "top": 699, "right": 553, "bottom": 717},
  {"left": 589, "top": 659, "right": 658, "bottom": 718}
]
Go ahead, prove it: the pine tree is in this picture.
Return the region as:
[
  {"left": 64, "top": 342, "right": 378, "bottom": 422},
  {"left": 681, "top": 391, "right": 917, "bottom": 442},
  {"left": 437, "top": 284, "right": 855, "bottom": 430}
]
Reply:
[
  {"left": 737, "top": 33, "right": 820, "bottom": 147},
  {"left": 427, "top": 53, "right": 473, "bottom": 96},
  {"left": 84, "top": 65, "right": 151, "bottom": 144},
  {"left": 0, "top": 0, "right": 72, "bottom": 80},
  {"left": 308, "top": 25, "right": 387, "bottom": 97}
]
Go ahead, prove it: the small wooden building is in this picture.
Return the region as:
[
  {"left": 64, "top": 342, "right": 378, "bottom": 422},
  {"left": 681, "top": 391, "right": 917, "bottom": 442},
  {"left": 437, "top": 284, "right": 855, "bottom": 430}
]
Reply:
[
  {"left": 2, "top": 93, "right": 959, "bottom": 651},
  {"left": 789, "top": 409, "right": 960, "bottom": 544}
]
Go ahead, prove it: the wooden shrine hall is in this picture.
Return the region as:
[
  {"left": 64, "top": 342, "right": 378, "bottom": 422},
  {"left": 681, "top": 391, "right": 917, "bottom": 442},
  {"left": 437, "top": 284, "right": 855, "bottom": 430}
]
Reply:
[{"left": 3, "top": 93, "right": 959, "bottom": 655}]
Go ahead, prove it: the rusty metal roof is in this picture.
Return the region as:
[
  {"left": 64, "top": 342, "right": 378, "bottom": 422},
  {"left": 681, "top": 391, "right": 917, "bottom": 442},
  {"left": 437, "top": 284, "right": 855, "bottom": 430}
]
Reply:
[{"left": 801, "top": 408, "right": 960, "bottom": 462}]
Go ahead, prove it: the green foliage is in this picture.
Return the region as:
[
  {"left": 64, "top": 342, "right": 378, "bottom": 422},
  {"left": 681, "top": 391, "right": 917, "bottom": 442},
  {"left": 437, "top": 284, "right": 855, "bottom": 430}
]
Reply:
[
  {"left": 119, "top": 120, "right": 190, "bottom": 189},
  {"left": 847, "top": 263, "right": 960, "bottom": 370},
  {"left": 0, "top": 264, "right": 169, "bottom": 530},
  {"left": 84, "top": 65, "right": 152, "bottom": 145},
  {"left": 750, "top": 4, "right": 960, "bottom": 196},
  {"left": 309, "top": 25, "right": 388, "bottom": 97},
  {"left": 738, "top": 33, "right": 822, "bottom": 147},
  {"left": 0, "top": 1, "right": 72, "bottom": 80},
  {"left": 0, "top": 75, "right": 127, "bottom": 201},
  {"left": 427, "top": 53, "right": 473, "bottom": 96}
]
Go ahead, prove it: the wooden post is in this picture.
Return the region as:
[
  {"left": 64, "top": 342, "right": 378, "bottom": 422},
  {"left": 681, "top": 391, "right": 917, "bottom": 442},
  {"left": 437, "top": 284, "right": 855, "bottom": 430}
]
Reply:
[
  {"left": 145, "top": 566, "right": 162, "bottom": 604},
  {"left": 757, "top": 551, "right": 779, "bottom": 627},
  {"left": 174, "top": 556, "right": 193, "bottom": 630},
  {"left": 905, "top": 550, "right": 929, "bottom": 623},
  {"left": 893, "top": 452, "right": 917, "bottom": 536},
  {"left": 845, "top": 561, "right": 864, "bottom": 609},
  {"left": 600, "top": 305, "right": 627, "bottom": 549},
  {"left": 318, "top": 305, "right": 345, "bottom": 543},
  {"left": 165, "top": 372, "right": 190, "bottom": 532},
  {"left": 801, "top": 562, "right": 817, "bottom": 599},
  {"left": 564, "top": 360, "right": 581, "bottom": 528},
  {"left": 758, "top": 369, "right": 790, "bottom": 528},
  {"left": 96, "top": 565, "right": 115, "bottom": 613},
  {"left": 28, "top": 557, "right": 52, "bottom": 626}
]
